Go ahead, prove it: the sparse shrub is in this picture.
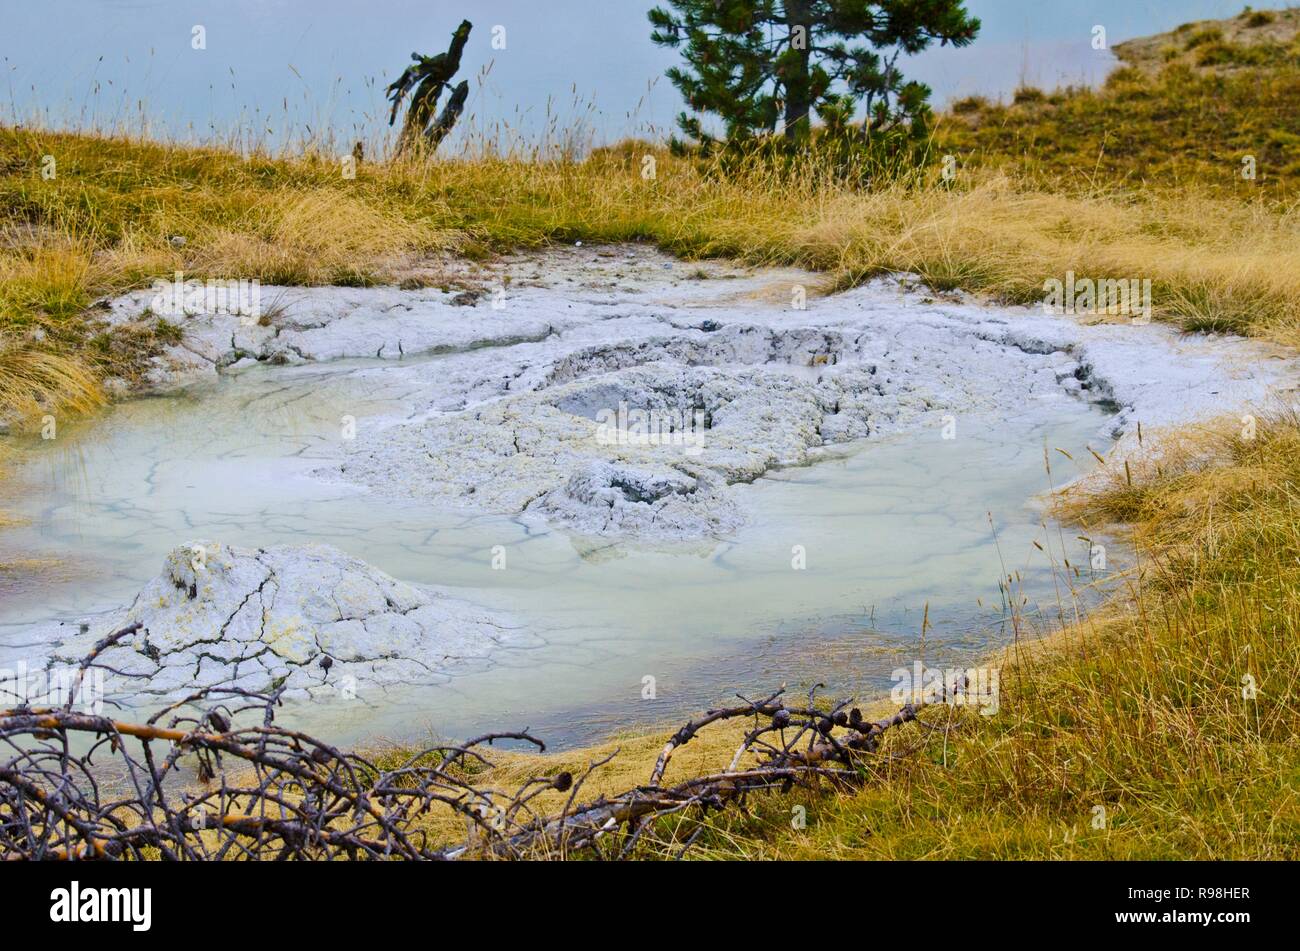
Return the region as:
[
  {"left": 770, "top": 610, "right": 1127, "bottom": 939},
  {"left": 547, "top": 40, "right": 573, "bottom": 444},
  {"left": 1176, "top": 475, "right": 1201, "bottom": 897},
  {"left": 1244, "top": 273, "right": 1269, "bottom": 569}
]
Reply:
[
  {"left": 1157, "top": 61, "right": 1196, "bottom": 83},
  {"left": 1197, "top": 41, "right": 1240, "bottom": 65},
  {"left": 1012, "top": 86, "right": 1046, "bottom": 105},
  {"left": 1104, "top": 66, "right": 1146, "bottom": 89},
  {"left": 1196, "top": 40, "right": 1280, "bottom": 67},
  {"left": 950, "top": 95, "right": 989, "bottom": 115},
  {"left": 1185, "top": 27, "right": 1225, "bottom": 49}
]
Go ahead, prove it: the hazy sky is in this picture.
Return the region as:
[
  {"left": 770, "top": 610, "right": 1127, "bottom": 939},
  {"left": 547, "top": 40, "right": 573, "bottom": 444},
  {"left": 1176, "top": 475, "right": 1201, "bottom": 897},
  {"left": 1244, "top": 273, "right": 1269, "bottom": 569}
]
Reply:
[{"left": 0, "top": 1, "right": 1273, "bottom": 150}]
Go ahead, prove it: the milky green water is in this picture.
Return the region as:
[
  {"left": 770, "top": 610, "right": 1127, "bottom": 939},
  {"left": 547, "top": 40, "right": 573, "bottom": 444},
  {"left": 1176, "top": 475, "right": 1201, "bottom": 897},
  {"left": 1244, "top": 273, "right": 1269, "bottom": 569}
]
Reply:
[{"left": 0, "top": 357, "right": 1115, "bottom": 748}]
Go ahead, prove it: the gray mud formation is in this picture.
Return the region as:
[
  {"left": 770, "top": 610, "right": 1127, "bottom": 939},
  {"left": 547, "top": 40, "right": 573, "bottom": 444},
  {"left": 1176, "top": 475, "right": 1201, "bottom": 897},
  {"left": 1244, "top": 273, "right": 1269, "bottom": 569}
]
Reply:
[
  {"left": 28, "top": 542, "right": 529, "bottom": 702},
  {"left": 102, "top": 245, "right": 1299, "bottom": 543}
]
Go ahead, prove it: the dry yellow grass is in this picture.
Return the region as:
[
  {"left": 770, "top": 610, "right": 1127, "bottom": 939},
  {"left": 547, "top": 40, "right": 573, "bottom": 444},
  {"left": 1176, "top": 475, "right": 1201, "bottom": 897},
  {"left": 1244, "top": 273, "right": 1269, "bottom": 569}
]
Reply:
[{"left": 0, "top": 342, "right": 102, "bottom": 424}]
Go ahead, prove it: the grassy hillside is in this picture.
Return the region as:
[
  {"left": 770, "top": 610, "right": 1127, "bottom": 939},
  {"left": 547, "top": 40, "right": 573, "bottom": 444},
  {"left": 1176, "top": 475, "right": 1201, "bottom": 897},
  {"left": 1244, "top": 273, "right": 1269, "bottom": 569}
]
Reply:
[{"left": 937, "top": 6, "right": 1300, "bottom": 192}]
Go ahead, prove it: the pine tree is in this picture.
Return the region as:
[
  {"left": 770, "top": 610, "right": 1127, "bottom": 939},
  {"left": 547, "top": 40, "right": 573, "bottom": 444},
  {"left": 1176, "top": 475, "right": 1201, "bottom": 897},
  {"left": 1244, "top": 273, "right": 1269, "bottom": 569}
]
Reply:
[{"left": 648, "top": 1, "right": 980, "bottom": 150}]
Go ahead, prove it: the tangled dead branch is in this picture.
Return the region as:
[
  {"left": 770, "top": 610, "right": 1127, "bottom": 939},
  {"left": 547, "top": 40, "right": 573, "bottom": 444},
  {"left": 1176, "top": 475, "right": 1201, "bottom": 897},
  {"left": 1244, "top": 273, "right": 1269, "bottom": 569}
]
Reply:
[{"left": 1, "top": 625, "right": 958, "bottom": 860}]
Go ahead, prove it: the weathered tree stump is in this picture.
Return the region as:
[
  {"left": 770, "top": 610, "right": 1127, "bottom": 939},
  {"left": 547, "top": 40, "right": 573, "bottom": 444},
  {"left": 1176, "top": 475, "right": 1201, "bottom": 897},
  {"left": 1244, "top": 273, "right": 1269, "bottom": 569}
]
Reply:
[{"left": 386, "top": 19, "right": 472, "bottom": 156}]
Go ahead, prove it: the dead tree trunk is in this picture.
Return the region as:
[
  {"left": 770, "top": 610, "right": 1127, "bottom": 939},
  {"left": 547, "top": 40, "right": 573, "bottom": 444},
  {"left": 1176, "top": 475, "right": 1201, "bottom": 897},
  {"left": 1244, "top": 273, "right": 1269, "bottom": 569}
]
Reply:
[
  {"left": 426, "top": 80, "right": 469, "bottom": 151},
  {"left": 386, "top": 20, "right": 472, "bottom": 157}
]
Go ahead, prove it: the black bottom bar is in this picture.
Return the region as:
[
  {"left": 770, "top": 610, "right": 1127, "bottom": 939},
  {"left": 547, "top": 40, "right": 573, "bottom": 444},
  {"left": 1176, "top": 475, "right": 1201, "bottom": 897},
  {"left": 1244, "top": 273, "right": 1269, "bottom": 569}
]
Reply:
[{"left": 6, "top": 860, "right": 1280, "bottom": 938}]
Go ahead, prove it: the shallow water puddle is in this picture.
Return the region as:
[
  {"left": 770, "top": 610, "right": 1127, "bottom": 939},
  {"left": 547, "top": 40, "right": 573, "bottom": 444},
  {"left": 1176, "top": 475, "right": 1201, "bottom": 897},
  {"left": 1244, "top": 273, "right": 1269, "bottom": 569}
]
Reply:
[{"left": 1, "top": 356, "right": 1113, "bottom": 748}]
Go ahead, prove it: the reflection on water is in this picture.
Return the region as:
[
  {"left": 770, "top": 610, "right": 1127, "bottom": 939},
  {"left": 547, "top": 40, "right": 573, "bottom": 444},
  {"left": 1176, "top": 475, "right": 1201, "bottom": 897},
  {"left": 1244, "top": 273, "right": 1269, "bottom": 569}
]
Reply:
[{"left": 0, "top": 357, "right": 1115, "bottom": 748}]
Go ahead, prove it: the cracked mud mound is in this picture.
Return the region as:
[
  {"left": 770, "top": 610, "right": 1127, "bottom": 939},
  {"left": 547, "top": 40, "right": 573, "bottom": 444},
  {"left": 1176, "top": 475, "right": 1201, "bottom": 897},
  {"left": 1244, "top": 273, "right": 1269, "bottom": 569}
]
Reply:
[
  {"left": 325, "top": 302, "right": 1103, "bottom": 540},
  {"left": 40, "top": 542, "right": 529, "bottom": 701}
]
